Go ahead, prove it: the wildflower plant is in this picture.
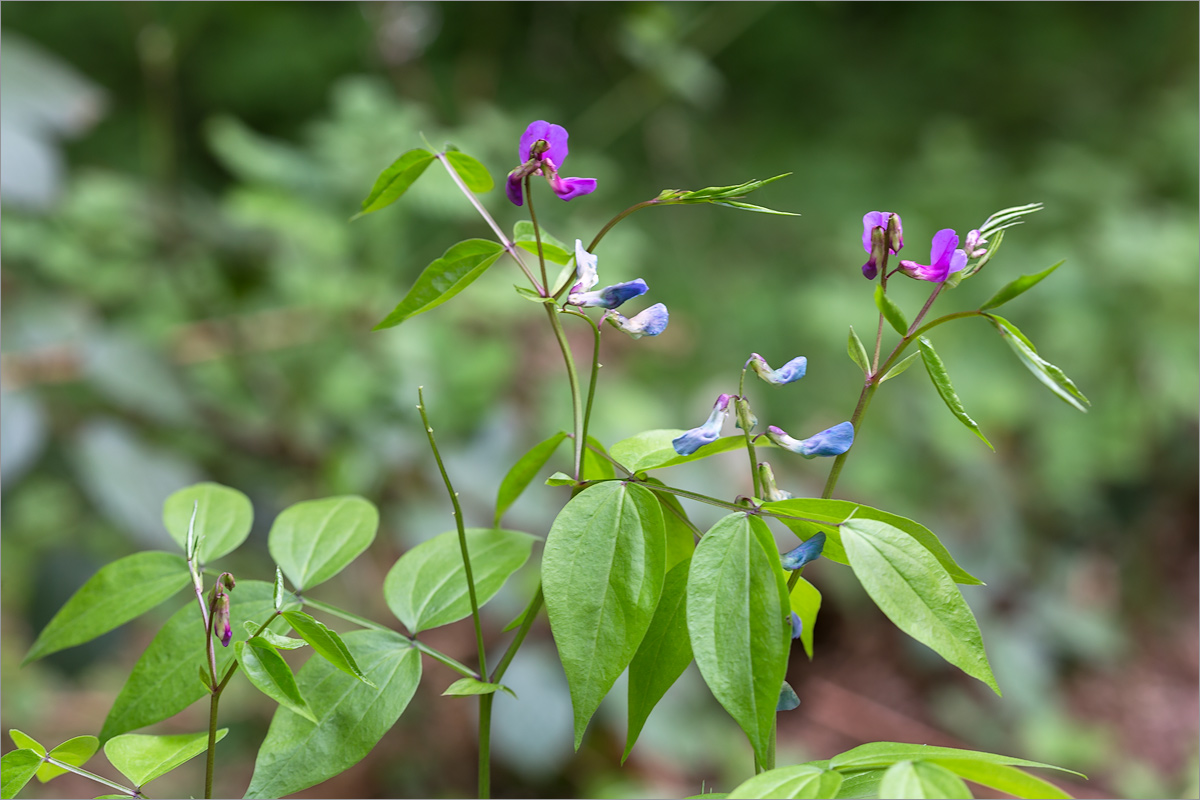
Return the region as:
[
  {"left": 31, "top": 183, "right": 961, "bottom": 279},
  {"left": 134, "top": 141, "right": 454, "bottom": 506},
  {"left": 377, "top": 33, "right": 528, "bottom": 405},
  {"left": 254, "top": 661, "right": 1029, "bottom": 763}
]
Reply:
[{"left": 5, "top": 119, "right": 1093, "bottom": 800}]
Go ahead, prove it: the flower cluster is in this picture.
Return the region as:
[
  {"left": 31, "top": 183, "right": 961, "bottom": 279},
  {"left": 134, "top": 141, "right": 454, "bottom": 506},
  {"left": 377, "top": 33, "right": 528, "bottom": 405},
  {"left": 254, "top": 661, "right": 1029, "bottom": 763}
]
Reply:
[
  {"left": 860, "top": 211, "right": 984, "bottom": 285},
  {"left": 506, "top": 121, "right": 597, "bottom": 206},
  {"left": 568, "top": 239, "right": 668, "bottom": 339}
]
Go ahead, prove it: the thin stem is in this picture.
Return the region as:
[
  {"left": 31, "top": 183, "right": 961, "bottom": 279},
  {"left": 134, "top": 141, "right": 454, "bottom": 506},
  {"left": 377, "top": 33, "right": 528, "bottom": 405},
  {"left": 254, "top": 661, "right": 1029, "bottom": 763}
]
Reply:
[
  {"left": 302, "top": 597, "right": 391, "bottom": 632},
  {"left": 544, "top": 304, "right": 586, "bottom": 479},
  {"left": 412, "top": 640, "right": 482, "bottom": 681},
  {"left": 524, "top": 175, "right": 550, "bottom": 294},
  {"left": 737, "top": 369, "right": 763, "bottom": 499},
  {"left": 478, "top": 693, "right": 493, "bottom": 798},
  {"left": 205, "top": 688, "right": 220, "bottom": 798},
  {"left": 586, "top": 199, "right": 661, "bottom": 254},
  {"left": 492, "top": 585, "right": 544, "bottom": 684},
  {"left": 43, "top": 756, "right": 138, "bottom": 796},
  {"left": 563, "top": 309, "right": 604, "bottom": 478}
]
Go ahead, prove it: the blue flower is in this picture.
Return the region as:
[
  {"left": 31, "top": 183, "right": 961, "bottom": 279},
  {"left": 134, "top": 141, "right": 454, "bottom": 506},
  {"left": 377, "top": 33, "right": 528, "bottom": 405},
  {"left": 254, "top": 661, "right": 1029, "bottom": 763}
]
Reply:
[
  {"left": 605, "top": 303, "right": 669, "bottom": 339},
  {"left": 789, "top": 611, "right": 804, "bottom": 640},
  {"left": 747, "top": 353, "right": 807, "bottom": 386},
  {"left": 781, "top": 532, "right": 826, "bottom": 570},
  {"left": 571, "top": 240, "right": 599, "bottom": 293},
  {"left": 672, "top": 394, "right": 731, "bottom": 455},
  {"left": 766, "top": 422, "right": 855, "bottom": 459},
  {"left": 570, "top": 279, "right": 649, "bottom": 309}
]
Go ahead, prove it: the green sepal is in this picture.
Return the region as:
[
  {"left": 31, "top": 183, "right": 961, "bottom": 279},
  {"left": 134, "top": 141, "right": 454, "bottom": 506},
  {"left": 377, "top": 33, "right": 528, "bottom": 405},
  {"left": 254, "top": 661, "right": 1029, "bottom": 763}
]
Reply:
[
  {"left": 373, "top": 239, "right": 506, "bottom": 330},
  {"left": 874, "top": 285, "right": 909, "bottom": 336},
  {"left": 917, "top": 336, "right": 994, "bottom": 451}
]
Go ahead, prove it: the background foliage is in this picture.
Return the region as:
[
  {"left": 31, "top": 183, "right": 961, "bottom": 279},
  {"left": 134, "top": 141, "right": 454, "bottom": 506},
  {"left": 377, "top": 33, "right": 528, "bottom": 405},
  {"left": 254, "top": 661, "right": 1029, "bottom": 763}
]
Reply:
[{"left": 2, "top": 3, "right": 1196, "bottom": 798}]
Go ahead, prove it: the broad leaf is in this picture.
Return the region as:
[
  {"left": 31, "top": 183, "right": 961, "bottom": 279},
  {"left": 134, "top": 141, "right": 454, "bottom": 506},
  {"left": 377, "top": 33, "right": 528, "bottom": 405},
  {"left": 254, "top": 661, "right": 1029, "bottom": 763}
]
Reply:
[
  {"left": 162, "top": 482, "right": 253, "bottom": 564},
  {"left": 830, "top": 742, "right": 1083, "bottom": 777},
  {"left": 979, "top": 260, "right": 1064, "bottom": 311},
  {"left": 625, "top": 559, "right": 693, "bottom": 762},
  {"left": 986, "top": 314, "right": 1090, "bottom": 412},
  {"left": 41, "top": 736, "right": 99, "bottom": 783},
  {"left": 880, "top": 351, "right": 920, "bottom": 383},
  {"left": 930, "top": 759, "right": 1072, "bottom": 799},
  {"left": 643, "top": 478, "right": 697, "bottom": 570},
  {"left": 444, "top": 150, "right": 493, "bottom": 193},
  {"left": 245, "top": 630, "right": 420, "bottom": 799},
  {"left": 268, "top": 496, "right": 378, "bottom": 591},
  {"left": 610, "top": 429, "right": 771, "bottom": 473},
  {"left": 384, "top": 528, "right": 535, "bottom": 634},
  {"left": 834, "top": 769, "right": 887, "bottom": 799},
  {"left": 495, "top": 432, "right": 567, "bottom": 526},
  {"left": 442, "top": 677, "right": 516, "bottom": 699},
  {"left": 874, "top": 285, "right": 909, "bottom": 336},
  {"left": 726, "top": 764, "right": 844, "bottom": 799},
  {"left": 235, "top": 640, "right": 317, "bottom": 722},
  {"left": 918, "top": 337, "right": 994, "bottom": 450},
  {"left": 848, "top": 326, "right": 871, "bottom": 375},
  {"left": 879, "top": 760, "right": 971, "bottom": 799},
  {"left": 280, "top": 611, "right": 374, "bottom": 687},
  {"left": 542, "top": 482, "right": 666, "bottom": 749},
  {"left": 104, "top": 730, "right": 226, "bottom": 787},
  {"left": 582, "top": 435, "right": 617, "bottom": 481},
  {"left": 24, "top": 552, "right": 189, "bottom": 664},
  {"left": 374, "top": 239, "right": 506, "bottom": 330},
  {"left": 789, "top": 576, "right": 821, "bottom": 660},
  {"left": 513, "top": 220, "right": 574, "bottom": 265},
  {"left": 840, "top": 520, "right": 998, "bottom": 693},
  {"left": 1, "top": 749, "right": 42, "bottom": 800},
  {"left": 354, "top": 148, "right": 435, "bottom": 218},
  {"left": 687, "top": 514, "right": 790, "bottom": 766}
]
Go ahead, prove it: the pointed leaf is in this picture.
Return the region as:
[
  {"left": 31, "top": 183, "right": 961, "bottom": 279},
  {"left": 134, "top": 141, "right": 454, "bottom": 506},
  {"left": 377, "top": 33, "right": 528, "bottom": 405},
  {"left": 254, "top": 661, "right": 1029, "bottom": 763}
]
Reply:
[
  {"left": 513, "top": 220, "right": 574, "bottom": 265},
  {"left": 2, "top": 749, "right": 42, "bottom": 800},
  {"left": 374, "top": 239, "right": 506, "bottom": 329},
  {"left": 848, "top": 326, "right": 871, "bottom": 375},
  {"left": 980, "top": 260, "right": 1064, "bottom": 311},
  {"left": 986, "top": 315, "right": 1090, "bottom": 411},
  {"left": 41, "top": 736, "right": 99, "bottom": 783},
  {"left": 442, "top": 677, "right": 517, "bottom": 698},
  {"left": 495, "top": 432, "right": 568, "bottom": 526},
  {"left": 918, "top": 337, "right": 994, "bottom": 451},
  {"left": 162, "top": 482, "right": 253, "bottom": 564},
  {"left": 280, "top": 611, "right": 374, "bottom": 687},
  {"left": 643, "top": 479, "right": 697, "bottom": 570},
  {"left": 929, "top": 759, "right": 1072, "bottom": 799},
  {"left": 834, "top": 769, "right": 887, "bottom": 799},
  {"left": 880, "top": 351, "right": 920, "bottom": 383},
  {"left": 444, "top": 150, "right": 493, "bottom": 193},
  {"left": 542, "top": 482, "right": 666, "bottom": 749},
  {"left": 245, "top": 626, "right": 307, "bottom": 650},
  {"left": 273, "top": 566, "right": 285, "bottom": 611},
  {"left": 583, "top": 435, "right": 617, "bottom": 481},
  {"left": 104, "top": 730, "right": 227, "bottom": 787},
  {"left": 830, "top": 742, "right": 1083, "bottom": 777},
  {"left": 7, "top": 732, "right": 50, "bottom": 785},
  {"left": 24, "top": 552, "right": 189, "bottom": 664},
  {"left": 236, "top": 640, "right": 317, "bottom": 723},
  {"left": 354, "top": 149, "right": 435, "bottom": 218},
  {"left": 875, "top": 285, "right": 909, "bottom": 336},
  {"left": 268, "top": 496, "right": 378, "bottom": 591},
  {"left": 609, "top": 429, "right": 772, "bottom": 472},
  {"left": 726, "top": 764, "right": 844, "bottom": 799},
  {"left": 880, "top": 760, "right": 970, "bottom": 799},
  {"left": 789, "top": 576, "right": 821, "bottom": 660},
  {"left": 708, "top": 200, "right": 799, "bottom": 216},
  {"left": 977, "top": 202, "right": 1043, "bottom": 239}
]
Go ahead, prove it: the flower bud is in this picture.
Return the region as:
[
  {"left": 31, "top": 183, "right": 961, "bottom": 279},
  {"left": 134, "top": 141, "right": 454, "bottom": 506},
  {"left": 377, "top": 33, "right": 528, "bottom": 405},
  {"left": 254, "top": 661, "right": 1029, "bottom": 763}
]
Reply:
[
  {"left": 757, "top": 461, "right": 793, "bottom": 501},
  {"left": 211, "top": 592, "right": 232, "bottom": 648},
  {"left": 781, "top": 532, "right": 826, "bottom": 570},
  {"left": 789, "top": 611, "right": 804, "bottom": 640},
  {"left": 734, "top": 397, "right": 757, "bottom": 432}
]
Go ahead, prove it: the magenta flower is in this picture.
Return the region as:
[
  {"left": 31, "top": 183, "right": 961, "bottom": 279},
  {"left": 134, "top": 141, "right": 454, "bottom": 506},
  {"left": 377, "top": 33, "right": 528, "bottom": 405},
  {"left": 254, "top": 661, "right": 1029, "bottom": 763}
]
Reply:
[
  {"left": 898, "top": 229, "right": 967, "bottom": 283},
  {"left": 861, "top": 211, "right": 903, "bottom": 279},
  {"left": 506, "top": 121, "right": 597, "bottom": 206},
  {"left": 672, "top": 394, "right": 731, "bottom": 455}
]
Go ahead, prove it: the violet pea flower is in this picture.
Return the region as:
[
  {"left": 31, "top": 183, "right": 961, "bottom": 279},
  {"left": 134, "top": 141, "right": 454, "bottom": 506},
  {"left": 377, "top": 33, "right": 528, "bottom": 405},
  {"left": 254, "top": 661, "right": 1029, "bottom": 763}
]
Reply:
[
  {"left": 789, "top": 612, "right": 804, "bottom": 640},
  {"left": 766, "top": 421, "right": 855, "bottom": 459},
  {"left": 747, "top": 353, "right": 807, "bottom": 386},
  {"left": 605, "top": 303, "right": 669, "bottom": 339},
  {"left": 898, "top": 229, "right": 967, "bottom": 283},
  {"left": 861, "top": 211, "right": 903, "bottom": 279},
  {"left": 781, "top": 532, "right": 826, "bottom": 570},
  {"left": 506, "top": 121, "right": 598, "bottom": 206},
  {"left": 672, "top": 394, "right": 731, "bottom": 455}
]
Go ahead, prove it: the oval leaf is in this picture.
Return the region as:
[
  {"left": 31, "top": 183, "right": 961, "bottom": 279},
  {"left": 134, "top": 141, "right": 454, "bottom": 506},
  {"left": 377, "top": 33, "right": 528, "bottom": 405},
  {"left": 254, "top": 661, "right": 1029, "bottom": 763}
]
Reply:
[
  {"left": 104, "top": 729, "right": 227, "bottom": 787},
  {"left": 444, "top": 150, "right": 493, "bottom": 193},
  {"left": 495, "top": 432, "right": 568, "bottom": 527},
  {"left": 848, "top": 326, "right": 871, "bottom": 375},
  {"left": 986, "top": 314, "right": 1090, "bottom": 412},
  {"left": 1, "top": 749, "right": 42, "bottom": 800},
  {"left": 542, "top": 482, "right": 666, "bottom": 750},
  {"left": 355, "top": 148, "right": 435, "bottom": 218},
  {"left": 384, "top": 528, "right": 535, "bottom": 634},
  {"left": 24, "top": 552, "right": 189, "bottom": 665},
  {"left": 280, "top": 611, "right": 374, "bottom": 687},
  {"left": 373, "top": 239, "right": 505, "bottom": 330},
  {"left": 980, "top": 259, "right": 1064, "bottom": 311},
  {"left": 40, "top": 736, "right": 99, "bottom": 783},
  {"left": 162, "top": 482, "right": 253, "bottom": 564},
  {"left": 880, "top": 351, "right": 920, "bottom": 383},
  {"left": 880, "top": 760, "right": 971, "bottom": 799},
  {"left": 918, "top": 336, "right": 994, "bottom": 450},
  {"left": 236, "top": 640, "right": 317, "bottom": 723},
  {"left": 875, "top": 284, "right": 909, "bottom": 336},
  {"left": 726, "top": 764, "right": 844, "bottom": 799},
  {"left": 268, "top": 496, "right": 378, "bottom": 591}
]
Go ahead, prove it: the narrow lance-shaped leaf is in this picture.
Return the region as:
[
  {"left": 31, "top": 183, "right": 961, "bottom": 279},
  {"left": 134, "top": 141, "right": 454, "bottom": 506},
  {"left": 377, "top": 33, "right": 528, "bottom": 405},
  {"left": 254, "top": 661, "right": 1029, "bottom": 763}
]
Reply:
[
  {"left": 880, "top": 351, "right": 921, "bottom": 383},
  {"left": 236, "top": 640, "right": 318, "bottom": 723},
  {"left": 442, "top": 677, "right": 517, "bottom": 698},
  {"left": 374, "top": 239, "right": 505, "bottom": 330},
  {"left": 875, "top": 284, "right": 909, "bottom": 336},
  {"left": 929, "top": 759, "right": 1073, "bottom": 799},
  {"left": 985, "top": 314, "right": 1090, "bottom": 412},
  {"left": 980, "top": 259, "right": 1064, "bottom": 310},
  {"left": 977, "top": 202, "right": 1043, "bottom": 239},
  {"left": 848, "top": 326, "right": 871, "bottom": 375},
  {"left": 918, "top": 336, "right": 994, "bottom": 451},
  {"left": 444, "top": 150, "right": 493, "bottom": 193},
  {"left": 830, "top": 742, "right": 1085, "bottom": 777},
  {"left": 281, "top": 611, "right": 375, "bottom": 687},
  {"left": 495, "top": 432, "right": 568, "bottom": 526},
  {"left": 353, "top": 148, "right": 435, "bottom": 219},
  {"left": 104, "top": 730, "right": 228, "bottom": 787}
]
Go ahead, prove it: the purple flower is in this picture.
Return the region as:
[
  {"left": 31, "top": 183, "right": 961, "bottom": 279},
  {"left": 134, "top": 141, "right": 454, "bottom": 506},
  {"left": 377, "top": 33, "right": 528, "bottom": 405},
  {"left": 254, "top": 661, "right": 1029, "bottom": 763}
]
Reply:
[
  {"left": 212, "top": 593, "right": 232, "bottom": 647},
  {"left": 964, "top": 229, "right": 988, "bottom": 258},
  {"left": 861, "top": 211, "right": 903, "bottom": 279},
  {"left": 570, "top": 279, "right": 649, "bottom": 309},
  {"left": 898, "top": 229, "right": 967, "bottom": 283},
  {"left": 672, "top": 394, "right": 731, "bottom": 455},
  {"left": 781, "top": 532, "right": 826, "bottom": 570},
  {"left": 506, "top": 121, "right": 597, "bottom": 206},
  {"left": 747, "top": 353, "right": 807, "bottom": 386},
  {"left": 605, "top": 302, "right": 669, "bottom": 339},
  {"left": 766, "top": 421, "right": 855, "bottom": 459}
]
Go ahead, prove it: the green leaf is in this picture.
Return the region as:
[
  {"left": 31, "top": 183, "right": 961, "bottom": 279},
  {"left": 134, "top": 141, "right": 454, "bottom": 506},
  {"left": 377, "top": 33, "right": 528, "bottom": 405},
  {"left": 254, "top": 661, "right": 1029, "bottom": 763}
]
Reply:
[
  {"left": 273, "top": 566, "right": 285, "bottom": 611},
  {"left": 874, "top": 285, "right": 909, "bottom": 336},
  {"left": 726, "top": 764, "right": 844, "bottom": 799},
  {"left": 2, "top": 749, "right": 42, "bottom": 800},
  {"left": 245, "top": 630, "right": 420, "bottom": 799},
  {"left": 918, "top": 337, "right": 994, "bottom": 451},
  {"left": 244, "top": 625, "right": 308, "bottom": 649},
  {"left": 104, "top": 729, "right": 227, "bottom": 787},
  {"left": 280, "top": 611, "right": 375, "bottom": 687},
  {"left": 236, "top": 640, "right": 317, "bottom": 723},
  {"left": 643, "top": 478, "right": 697, "bottom": 571},
  {"left": 41, "top": 736, "right": 99, "bottom": 783},
  {"left": 495, "top": 432, "right": 568, "bottom": 526},
  {"left": 979, "top": 260, "right": 1064, "bottom": 311},
  {"left": 880, "top": 761, "right": 971, "bottom": 799},
  {"left": 383, "top": 528, "right": 535, "bottom": 634},
  {"left": 444, "top": 150, "right": 493, "bottom": 193},
  {"left": 848, "top": 326, "right": 871, "bottom": 375},
  {"left": 582, "top": 435, "right": 618, "bottom": 481},
  {"left": 830, "top": 742, "right": 1084, "bottom": 777},
  {"left": 542, "top": 482, "right": 666, "bottom": 749},
  {"left": 625, "top": 559, "right": 693, "bottom": 763},
  {"left": 839, "top": 520, "right": 999, "bottom": 694},
  {"left": 100, "top": 581, "right": 298, "bottom": 742},
  {"left": 670, "top": 174, "right": 792, "bottom": 204},
  {"left": 268, "top": 496, "right": 378, "bottom": 591},
  {"left": 24, "top": 552, "right": 189, "bottom": 665},
  {"left": 354, "top": 149, "right": 435, "bottom": 218},
  {"left": 880, "top": 351, "right": 920, "bottom": 383},
  {"left": 442, "top": 677, "right": 517, "bottom": 699},
  {"left": 833, "top": 769, "right": 887, "bottom": 799},
  {"left": 513, "top": 220, "right": 574, "bottom": 265},
  {"left": 761, "top": 498, "right": 983, "bottom": 585},
  {"left": 986, "top": 315, "right": 1090, "bottom": 412},
  {"left": 162, "top": 482, "right": 253, "bottom": 564},
  {"left": 6, "top": 732, "right": 42, "bottom": 755},
  {"left": 977, "top": 202, "right": 1043, "bottom": 240},
  {"left": 789, "top": 576, "right": 821, "bottom": 660},
  {"left": 373, "top": 239, "right": 506, "bottom": 330},
  {"left": 609, "top": 429, "right": 771, "bottom": 472},
  {"left": 708, "top": 199, "right": 800, "bottom": 216},
  {"left": 687, "top": 514, "right": 790, "bottom": 767},
  {"left": 928, "top": 759, "right": 1072, "bottom": 799},
  {"left": 545, "top": 471, "right": 576, "bottom": 487}
]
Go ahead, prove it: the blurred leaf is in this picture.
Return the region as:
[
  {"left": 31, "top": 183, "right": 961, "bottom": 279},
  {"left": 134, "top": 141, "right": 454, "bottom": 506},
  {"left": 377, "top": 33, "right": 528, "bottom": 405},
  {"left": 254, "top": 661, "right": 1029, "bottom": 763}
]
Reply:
[
  {"left": 444, "top": 150, "right": 493, "bottom": 193},
  {"left": 980, "top": 260, "right": 1064, "bottom": 311},
  {"left": 880, "top": 351, "right": 920, "bottom": 383},
  {"left": 495, "top": 432, "right": 568, "bottom": 527},
  {"left": 104, "top": 730, "right": 226, "bottom": 787},
  {"left": 790, "top": 575, "right": 821, "bottom": 660},
  {"left": 42, "top": 736, "right": 99, "bottom": 783},
  {"left": 726, "top": 764, "right": 844, "bottom": 799},
  {"left": 985, "top": 314, "right": 1090, "bottom": 412},
  {"left": 354, "top": 148, "right": 435, "bottom": 218},
  {"left": 609, "top": 429, "right": 770, "bottom": 472},
  {"left": 833, "top": 769, "right": 887, "bottom": 799},
  {"left": 875, "top": 285, "right": 909, "bottom": 336},
  {"left": 642, "top": 478, "right": 697, "bottom": 570},
  {"left": 918, "top": 336, "right": 994, "bottom": 451},
  {"left": 848, "top": 326, "right": 871, "bottom": 375},
  {"left": 235, "top": 640, "right": 317, "bottom": 723},
  {"left": 830, "top": 742, "right": 1084, "bottom": 777},
  {"left": 373, "top": 239, "right": 505, "bottom": 329},
  {"left": 280, "top": 611, "right": 375, "bottom": 687},
  {"left": 879, "top": 760, "right": 971, "bottom": 799},
  {"left": 162, "top": 482, "right": 253, "bottom": 564},
  {"left": 268, "top": 496, "right": 378, "bottom": 591},
  {"left": 977, "top": 202, "right": 1043, "bottom": 240},
  {"left": 1, "top": 749, "right": 42, "bottom": 800},
  {"left": 442, "top": 677, "right": 517, "bottom": 698},
  {"left": 929, "top": 759, "right": 1073, "bottom": 799},
  {"left": 513, "top": 220, "right": 574, "bottom": 265}
]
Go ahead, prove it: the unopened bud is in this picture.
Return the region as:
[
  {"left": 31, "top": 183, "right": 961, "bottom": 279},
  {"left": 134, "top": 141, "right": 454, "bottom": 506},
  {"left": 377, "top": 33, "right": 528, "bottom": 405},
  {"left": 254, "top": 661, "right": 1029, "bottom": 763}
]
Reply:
[
  {"left": 757, "top": 462, "right": 793, "bottom": 502},
  {"left": 734, "top": 397, "right": 757, "bottom": 432},
  {"left": 211, "top": 593, "right": 232, "bottom": 648}
]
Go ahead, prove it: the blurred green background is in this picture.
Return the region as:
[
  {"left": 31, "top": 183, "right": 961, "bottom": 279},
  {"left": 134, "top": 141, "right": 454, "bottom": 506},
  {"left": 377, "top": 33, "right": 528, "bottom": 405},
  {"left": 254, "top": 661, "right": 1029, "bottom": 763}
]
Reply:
[{"left": 2, "top": 3, "right": 1196, "bottom": 798}]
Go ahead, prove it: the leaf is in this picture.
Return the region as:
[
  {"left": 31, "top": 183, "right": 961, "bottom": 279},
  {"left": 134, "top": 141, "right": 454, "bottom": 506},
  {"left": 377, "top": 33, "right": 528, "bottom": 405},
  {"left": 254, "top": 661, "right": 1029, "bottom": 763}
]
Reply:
[
  {"left": 625, "top": 559, "right": 693, "bottom": 763},
  {"left": 761, "top": 498, "right": 983, "bottom": 585},
  {"left": 24, "top": 552, "right": 189, "bottom": 664},
  {"left": 373, "top": 239, "right": 506, "bottom": 330},
  {"left": 6, "top": 731, "right": 41, "bottom": 757},
  {"left": 162, "top": 482, "right": 253, "bottom": 564},
  {"left": 2, "top": 749, "right": 42, "bottom": 800},
  {"left": 495, "top": 432, "right": 568, "bottom": 526},
  {"left": 726, "top": 764, "right": 844, "bottom": 799},
  {"left": 874, "top": 285, "right": 909, "bottom": 336},
  {"left": 236, "top": 640, "right": 317, "bottom": 723},
  {"left": 880, "top": 351, "right": 920, "bottom": 383},
  {"left": 545, "top": 471, "right": 575, "bottom": 487},
  {"left": 848, "top": 326, "right": 871, "bottom": 375},
  {"left": 354, "top": 148, "right": 435, "bottom": 218},
  {"left": 268, "top": 496, "right": 378, "bottom": 591},
  {"left": 244, "top": 625, "right": 307, "bottom": 649},
  {"left": 979, "top": 260, "right": 1064, "bottom": 311},
  {"left": 104, "top": 729, "right": 227, "bottom": 787},
  {"left": 708, "top": 200, "right": 800, "bottom": 216},
  {"left": 839, "top": 520, "right": 999, "bottom": 694},
  {"left": 833, "top": 769, "right": 887, "bottom": 799},
  {"left": 383, "top": 528, "right": 535, "bottom": 634},
  {"left": 929, "top": 759, "right": 1072, "bottom": 799},
  {"left": 986, "top": 315, "right": 1090, "bottom": 412},
  {"left": 789, "top": 576, "right": 821, "bottom": 660},
  {"left": 918, "top": 337, "right": 994, "bottom": 451},
  {"left": 668, "top": 174, "right": 794, "bottom": 213},
  {"left": 977, "top": 202, "right": 1043, "bottom": 240},
  {"left": 513, "top": 220, "right": 574, "bottom": 265},
  {"left": 444, "top": 150, "right": 493, "bottom": 193},
  {"left": 41, "top": 736, "right": 99, "bottom": 783},
  {"left": 100, "top": 581, "right": 298, "bottom": 742},
  {"left": 442, "top": 677, "right": 517, "bottom": 699},
  {"left": 880, "top": 761, "right": 971, "bottom": 799},
  {"left": 687, "top": 514, "right": 790, "bottom": 767},
  {"left": 280, "top": 611, "right": 375, "bottom": 687},
  {"left": 830, "top": 742, "right": 1084, "bottom": 777},
  {"left": 609, "top": 429, "right": 771, "bottom": 472},
  {"left": 582, "top": 435, "right": 617, "bottom": 481},
  {"left": 244, "top": 630, "right": 420, "bottom": 799},
  {"left": 542, "top": 482, "right": 666, "bottom": 749},
  {"left": 273, "top": 566, "right": 285, "bottom": 611},
  {"left": 643, "top": 478, "right": 697, "bottom": 570}
]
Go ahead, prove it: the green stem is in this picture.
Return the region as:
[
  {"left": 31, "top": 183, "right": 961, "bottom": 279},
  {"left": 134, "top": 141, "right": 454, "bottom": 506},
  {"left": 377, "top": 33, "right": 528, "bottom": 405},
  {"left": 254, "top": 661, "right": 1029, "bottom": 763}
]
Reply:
[
  {"left": 737, "top": 368, "right": 762, "bottom": 499},
  {"left": 524, "top": 175, "right": 550, "bottom": 294},
  {"left": 544, "top": 304, "right": 586, "bottom": 479},
  {"left": 43, "top": 755, "right": 139, "bottom": 797},
  {"left": 564, "top": 308, "right": 604, "bottom": 478},
  {"left": 302, "top": 597, "right": 391, "bottom": 632},
  {"left": 205, "top": 686, "right": 220, "bottom": 798},
  {"left": 412, "top": 640, "right": 483, "bottom": 681},
  {"left": 586, "top": 198, "right": 661, "bottom": 255},
  {"left": 492, "top": 585, "right": 544, "bottom": 684},
  {"left": 478, "top": 693, "right": 493, "bottom": 798}
]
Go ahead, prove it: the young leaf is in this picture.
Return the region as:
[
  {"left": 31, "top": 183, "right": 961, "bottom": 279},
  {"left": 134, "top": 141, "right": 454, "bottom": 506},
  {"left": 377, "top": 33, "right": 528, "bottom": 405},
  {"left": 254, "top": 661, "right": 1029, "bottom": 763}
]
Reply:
[
  {"left": 444, "top": 150, "right": 493, "bottom": 193},
  {"left": 918, "top": 336, "right": 994, "bottom": 451},
  {"left": 280, "top": 611, "right": 375, "bottom": 687},
  {"left": 977, "top": 202, "right": 1043, "bottom": 240},
  {"left": 442, "top": 677, "right": 517, "bottom": 699},
  {"left": 162, "top": 482, "right": 253, "bottom": 564},
  {"left": 986, "top": 314, "right": 1090, "bottom": 412},
  {"left": 789, "top": 576, "right": 821, "bottom": 660},
  {"left": 244, "top": 630, "right": 420, "bottom": 799},
  {"left": 979, "top": 260, "right": 1064, "bottom": 311},
  {"left": 24, "top": 552, "right": 190, "bottom": 665},
  {"left": 513, "top": 220, "right": 574, "bottom": 265},
  {"left": 495, "top": 432, "right": 568, "bottom": 526},
  {"left": 880, "top": 351, "right": 920, "bottom": 383},
  {"left": 874, "top": 285, "right": 909, "bottom": 336},
  {"left": 625, "top": 559, "right": 693, "bottom": 763},
  {"left": 609, "top": 429, "right": 768, "bottom": 472},
  {"left": 268, "top": 496, "right": 378, "bottom": 591},
  {"left": 273, "top": 566, "right": 285, "bottom": 611},
  {"left": 2, "top": 749, "right": 43, "bottom": 800},
  {"left": 104, "top": 729, "right": 227, "bottom": 787},
  {"left": 839, "top": 520, "right": 999, "bottom": 694},
  {"left": 383, "top": 528, "right": 535, "bottom": 634},
  {"left": 687, "top": 514, "right": 790, "bottom": 767},
  {"left": 545, "top": 471, "right": 576, "bottom": 487},
  {"left": 848, "top": 326, "right": 871, "bottom": 375},
  {"left": 354, "top": 148, "right": 435, "bottom": 218},
  {"left": 830, "top": 742, "right": 1084, "bottom": 777},
  {"left": 879, "top": 760, "right": 970, "bottom": 799},
  {"left": 725, "top": 764, "right": 844, "bottom": 799},
  {"left": 708, "top": 199, "right": 800, "bottom": 216},
  {"left": 373, "top": 239, "right": 506, "bottom": 330},
  {"left": 542, "top": 482, "right": 666, "bottom": 750},
  {"left": 236, "top": 640, "right": 317, "bottom": 723},
  {"left": 41, "top": 736, "right": 99, "bottom": 783},
  {"left": 245, "top": 625, "right": 308, "bottom": 650}
]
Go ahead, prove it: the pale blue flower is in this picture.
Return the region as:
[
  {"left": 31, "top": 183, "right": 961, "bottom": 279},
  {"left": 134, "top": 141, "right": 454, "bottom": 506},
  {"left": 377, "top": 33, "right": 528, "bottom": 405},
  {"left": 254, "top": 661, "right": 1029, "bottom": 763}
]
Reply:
[
  {"left": 789, "top": 612, "right": 803, "bottom": 640},
  {"left": 747, "top": 353, "right": 807, "bottom": 386},
  {"left": 605, "top": 303, "right": 669, "bottom": 339},
  {"left": 571, "top": 240, "right": 599, "bottom": 293},
  {"left": 766, "top": 421, "right": 855, "bottom": 458},
  {"left": 672, "top": 394, "right": 731, "bottom": 455}
]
